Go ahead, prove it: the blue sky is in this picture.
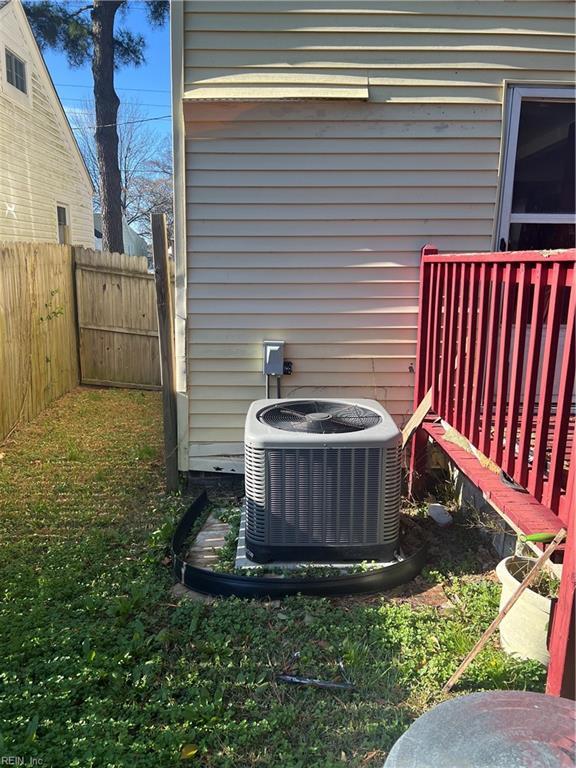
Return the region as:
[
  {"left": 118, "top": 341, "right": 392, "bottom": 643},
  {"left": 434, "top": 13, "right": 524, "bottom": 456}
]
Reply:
[{"left": 43, "top": 1, "right": 172, "bottom": 140}]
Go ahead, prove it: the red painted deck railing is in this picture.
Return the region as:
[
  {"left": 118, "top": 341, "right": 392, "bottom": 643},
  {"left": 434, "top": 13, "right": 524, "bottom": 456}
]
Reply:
[
  {"left": 412, "top": 246, "right": 576, "bottom": 698},
  {"left": 413, "top": 246, "right": 576, "bottom": 523}
]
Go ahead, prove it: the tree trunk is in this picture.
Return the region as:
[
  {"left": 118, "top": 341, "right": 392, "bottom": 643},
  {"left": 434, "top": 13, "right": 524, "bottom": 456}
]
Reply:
[{"left": 91, "top": 0, "right": 124, "bottom": 254}]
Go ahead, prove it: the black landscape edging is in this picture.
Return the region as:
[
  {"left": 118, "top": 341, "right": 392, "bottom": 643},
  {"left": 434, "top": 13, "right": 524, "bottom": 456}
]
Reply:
[{"left": 171, "top": 491, "right": 426, "bottom": 599}]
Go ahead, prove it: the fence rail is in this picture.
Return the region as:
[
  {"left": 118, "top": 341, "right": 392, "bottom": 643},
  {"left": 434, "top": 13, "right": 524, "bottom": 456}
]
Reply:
[{"left": 414, "top": 246, "right": 575, "bottom": 522}]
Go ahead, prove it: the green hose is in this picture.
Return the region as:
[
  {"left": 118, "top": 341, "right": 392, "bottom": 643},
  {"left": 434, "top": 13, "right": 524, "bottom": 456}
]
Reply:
[{"left": 520, "top": 532, "right": 557, "bottom": 543}]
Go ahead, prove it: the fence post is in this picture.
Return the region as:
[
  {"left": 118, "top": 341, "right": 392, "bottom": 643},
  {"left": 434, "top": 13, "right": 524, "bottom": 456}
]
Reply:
[
  {"left": 70, "top": 246, "right": 83, "bottom": 386},
  {"left": 151, "top": 213, "right": 179, "bottom": 492},
  {"left": 409, "top": 243, "right": 438, "bottom": 496}
]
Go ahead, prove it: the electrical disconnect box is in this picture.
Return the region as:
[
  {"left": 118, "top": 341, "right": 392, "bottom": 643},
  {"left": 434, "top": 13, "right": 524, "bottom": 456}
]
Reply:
[{"left": 262, "top": 340, "right": 285, "bottom": 376}]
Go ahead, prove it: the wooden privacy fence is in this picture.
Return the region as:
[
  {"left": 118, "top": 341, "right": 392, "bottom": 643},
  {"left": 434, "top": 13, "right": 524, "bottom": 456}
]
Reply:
[
  {"left": 0, "top": 242, "right": 168, "bottom": 443},
  {"left": 413, "top": 246, "right": 575, "bottom": 522},
  {"left": 75, "top": 249, "right": 161, "bottom": 390},
  {"left": 0, "top": 242, "right": 79, "bottom": 441}
]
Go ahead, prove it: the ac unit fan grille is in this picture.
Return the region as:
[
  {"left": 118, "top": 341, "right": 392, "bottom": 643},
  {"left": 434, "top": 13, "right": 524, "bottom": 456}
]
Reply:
[{"left": 258, "top": 400, "right": 381, "bottom": 434}]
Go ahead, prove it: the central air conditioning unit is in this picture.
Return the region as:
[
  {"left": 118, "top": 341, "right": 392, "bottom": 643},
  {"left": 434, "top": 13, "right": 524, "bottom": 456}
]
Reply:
[{"left": 244, "top": 398, "right": 402, "bottom": 563}]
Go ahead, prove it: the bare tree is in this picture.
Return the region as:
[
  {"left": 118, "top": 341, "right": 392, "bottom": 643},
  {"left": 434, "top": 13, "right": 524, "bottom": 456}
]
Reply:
[
  {"left": 72, "top": 101, "right": 173, "bottom": 241},
  {"left": 129, "top": 143, "right": 174, "bottom": 241}
]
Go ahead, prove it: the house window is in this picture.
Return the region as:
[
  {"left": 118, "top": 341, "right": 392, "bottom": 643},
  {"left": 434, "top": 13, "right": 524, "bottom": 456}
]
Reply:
[
  {"left": 57, "top": 205, "right": 69, "bottom": 244},
  {"left": 498, "top": 87, "right": 575, "bottom": 251},
  {"left": 5, "top": 49, "right": 27, "bottom": 93}
]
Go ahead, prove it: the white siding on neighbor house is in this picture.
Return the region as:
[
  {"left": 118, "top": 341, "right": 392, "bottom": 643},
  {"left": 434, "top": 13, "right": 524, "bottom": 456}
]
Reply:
[
  {"left": 0, "top": 1, "right": 94, "bottom": 246},
  {"left": 180, "top": 0, "right": 575, "bottom": 469}
]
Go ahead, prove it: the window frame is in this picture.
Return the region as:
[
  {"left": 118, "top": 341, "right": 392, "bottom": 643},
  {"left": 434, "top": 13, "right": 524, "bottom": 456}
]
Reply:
[
  {"left": 497, "top": 85, "right": 576, "bottom": 250},
  {"left": 5, "top": 47, "right": 27, "bottom": 94},
  {"left": 1, "top": 42, "right": 32, "bottom": 108},
  {"left": 56, "top": 203, "right": 70, "bottom": 245}
]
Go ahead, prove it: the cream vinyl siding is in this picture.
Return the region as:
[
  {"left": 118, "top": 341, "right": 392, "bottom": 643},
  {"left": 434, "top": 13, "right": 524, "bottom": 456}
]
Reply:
[
  {"left": 180, "top": 0, "right": 575, "bottom": 469},
  {"left": 0, "top": 1, "right": 94, "bottom": 246}
]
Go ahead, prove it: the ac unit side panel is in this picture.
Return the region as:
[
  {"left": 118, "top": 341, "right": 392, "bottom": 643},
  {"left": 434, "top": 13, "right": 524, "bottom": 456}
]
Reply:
[
  {"left": 382, "top": 445, "right": 402, "bottom": 543},
  {"left": 245, "top": 443, "right": 266, "bottom": 545}
]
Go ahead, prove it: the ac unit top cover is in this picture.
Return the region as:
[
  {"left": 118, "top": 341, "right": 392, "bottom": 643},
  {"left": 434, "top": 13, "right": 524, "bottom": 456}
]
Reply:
[{"left": 245, "top": 398, "right": 400, "bottom": 449}]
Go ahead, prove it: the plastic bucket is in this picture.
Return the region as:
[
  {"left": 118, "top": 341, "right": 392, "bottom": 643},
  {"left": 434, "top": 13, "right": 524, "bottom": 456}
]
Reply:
[{"left": 495, "top": 556, "right": 552, "bottom": 666}]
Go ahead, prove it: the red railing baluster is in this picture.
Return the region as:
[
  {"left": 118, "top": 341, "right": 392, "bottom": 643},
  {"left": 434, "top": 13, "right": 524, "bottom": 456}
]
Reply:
[
  {"left": 462, "top": 263, "right": 478, "bottom": 438},
  {"left": 469, "top": 263, "right": 489, "bottom": 444},
  {"left": 454, "top": 262, "right": 470, "bottom": 432},
  {"left": 517, "top": 263, "right": 546, "bottom": 489},
  {"left": 444, "top": 264, "right": 459, "bottom": 425},
  {"left": 438, "top": 262, "right": 453, "bottom": 418},
  {"left": 480, "top": 264, "right": 502, "bottom": 458},
  {"left": 492, "top": 263, "right": 514, "bottom": 466},
  {"left": 503, "top": 262, "right": 530, "bottom": 478},
  {"left": 544, "top": 266, "right": 576, "bottom": 516},
  {"left": 529, "top": 263, "right": 563, "bottom": 500}
]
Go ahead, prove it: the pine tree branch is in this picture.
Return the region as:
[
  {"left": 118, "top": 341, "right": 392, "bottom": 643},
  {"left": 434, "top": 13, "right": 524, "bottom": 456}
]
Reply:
[{"left": 68, "top": 6, "right": 92, "bottom": 18}]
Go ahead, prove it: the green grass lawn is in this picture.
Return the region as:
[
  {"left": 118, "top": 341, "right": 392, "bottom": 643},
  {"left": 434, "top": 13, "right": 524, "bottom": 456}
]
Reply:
[{"left": 0, "top": 388, "right": 545, "bottom": 768}]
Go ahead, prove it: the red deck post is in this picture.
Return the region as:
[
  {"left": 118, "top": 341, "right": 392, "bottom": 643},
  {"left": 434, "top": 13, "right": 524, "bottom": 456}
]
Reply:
[
  {"left": 546, "top": 478, "right": 575, "bottom": 698},
  {"left": 409, "top": 244, "right": 438, "bottom": 493}
]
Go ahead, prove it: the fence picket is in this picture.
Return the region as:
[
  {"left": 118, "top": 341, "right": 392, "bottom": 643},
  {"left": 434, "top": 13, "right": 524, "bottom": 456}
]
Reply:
[{"left": 0, "top": 242, "right": 78, "bottom": 442}]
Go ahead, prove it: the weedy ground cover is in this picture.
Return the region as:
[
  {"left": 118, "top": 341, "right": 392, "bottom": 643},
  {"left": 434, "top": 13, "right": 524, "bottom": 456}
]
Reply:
[{"left": 0, "top": 389, "right": 545, "bottom": 767}]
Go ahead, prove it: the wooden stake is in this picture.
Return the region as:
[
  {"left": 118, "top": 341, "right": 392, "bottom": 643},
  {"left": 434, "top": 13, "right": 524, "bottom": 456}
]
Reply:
[
  {"left": 151, "top": 213, "right": 179, "bottom": 492},
  {"left": 442, "top": 527, "right": 567, "bottom": 695},
  {"left": 402, "top": 387, "right": 433, "bottom": 449}
]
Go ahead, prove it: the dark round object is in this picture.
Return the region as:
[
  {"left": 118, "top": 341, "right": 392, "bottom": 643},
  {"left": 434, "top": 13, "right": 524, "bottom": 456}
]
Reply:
[
  {"left": 258, "top": 400, "right": 382, "bottom": 434},
  {"left": 384, "top": 691, "right": 576, "bottom": 768}
]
